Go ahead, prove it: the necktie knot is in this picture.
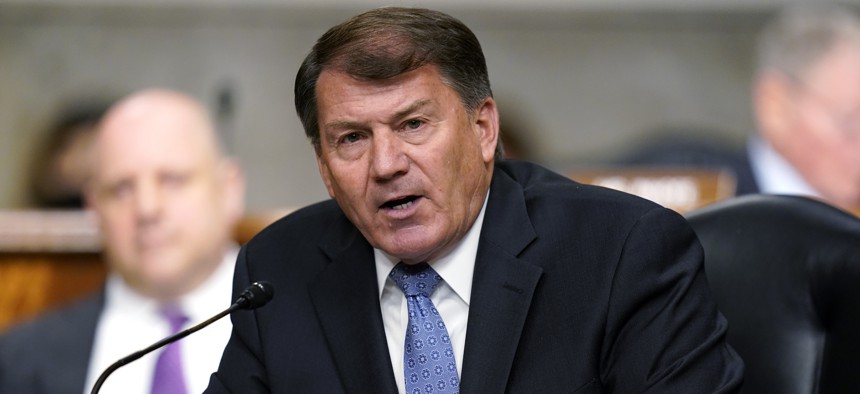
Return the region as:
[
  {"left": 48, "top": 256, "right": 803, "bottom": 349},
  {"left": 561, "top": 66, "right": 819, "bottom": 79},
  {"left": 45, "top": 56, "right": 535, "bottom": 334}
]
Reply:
[
  {"left": 159, "top": 306, "right": 188, "bottom": 333},
  {"left": 389, "top": 262, "right": 443, "bottom": 297}
]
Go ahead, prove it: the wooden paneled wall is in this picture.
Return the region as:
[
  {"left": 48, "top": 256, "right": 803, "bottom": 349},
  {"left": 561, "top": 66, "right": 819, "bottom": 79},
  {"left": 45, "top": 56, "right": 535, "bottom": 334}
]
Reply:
[{"left": 0, "top": 209, "right": 289, "bottom": 332}]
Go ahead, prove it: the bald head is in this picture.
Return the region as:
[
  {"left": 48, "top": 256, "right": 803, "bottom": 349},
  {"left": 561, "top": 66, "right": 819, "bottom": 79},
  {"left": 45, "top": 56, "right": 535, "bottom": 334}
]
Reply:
[
  {"left": 96, "top": 89, "right": 224, "bottom": 167},
  {"left": 88, "top": 89, "right": 244, "bottom": 301}
]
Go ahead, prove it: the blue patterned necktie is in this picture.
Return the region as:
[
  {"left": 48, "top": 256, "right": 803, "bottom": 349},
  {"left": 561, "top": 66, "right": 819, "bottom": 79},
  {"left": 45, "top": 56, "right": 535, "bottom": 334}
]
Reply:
[{"left": 389, "top": 262, "right": 460, "bottom": 394}]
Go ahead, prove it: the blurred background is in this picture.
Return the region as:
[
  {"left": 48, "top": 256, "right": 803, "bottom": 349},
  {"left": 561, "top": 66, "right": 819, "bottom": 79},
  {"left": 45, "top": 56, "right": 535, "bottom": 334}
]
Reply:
[{"left": 0, "top": 0, "right": 796, "bottom": 210}]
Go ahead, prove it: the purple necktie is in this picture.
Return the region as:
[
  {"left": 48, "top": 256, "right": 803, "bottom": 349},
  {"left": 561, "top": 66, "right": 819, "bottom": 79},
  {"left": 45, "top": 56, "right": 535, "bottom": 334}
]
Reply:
[{"left": 150, "top": 307, "right": 188, "bottom": 394}]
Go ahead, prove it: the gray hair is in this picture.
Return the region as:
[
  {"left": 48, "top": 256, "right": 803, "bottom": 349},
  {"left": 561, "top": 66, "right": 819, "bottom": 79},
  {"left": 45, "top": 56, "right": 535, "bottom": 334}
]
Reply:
[{"left": 756, "top": 4, "right": 860, "bottom": 80}]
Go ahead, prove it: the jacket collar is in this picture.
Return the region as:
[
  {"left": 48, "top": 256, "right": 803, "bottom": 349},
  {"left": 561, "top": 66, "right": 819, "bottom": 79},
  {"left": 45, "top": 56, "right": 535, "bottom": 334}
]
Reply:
[
  {"left": 309, "top": 213, "right": 399, "bottom": 393},
  {"left": 459, "top": 165, "right": 543, "bottom": 392}
]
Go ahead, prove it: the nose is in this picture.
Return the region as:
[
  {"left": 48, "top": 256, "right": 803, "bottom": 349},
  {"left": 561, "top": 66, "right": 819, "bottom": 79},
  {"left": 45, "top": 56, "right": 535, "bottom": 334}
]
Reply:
[
  {"left": 369, "top": 132, "right": 409, "bottom": 181},
  {"left": 133, "top": 179, "right": 162, "bottom": 224}
]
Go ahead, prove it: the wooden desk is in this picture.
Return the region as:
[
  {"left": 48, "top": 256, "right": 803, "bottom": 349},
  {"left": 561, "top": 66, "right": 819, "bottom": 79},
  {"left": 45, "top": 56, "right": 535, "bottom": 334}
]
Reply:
[
  {"left": 0, "top": 209, "right": 290, "bottom": 332},
  {"left": 568, "top": 167, "right": 738, "bottom": 214}
]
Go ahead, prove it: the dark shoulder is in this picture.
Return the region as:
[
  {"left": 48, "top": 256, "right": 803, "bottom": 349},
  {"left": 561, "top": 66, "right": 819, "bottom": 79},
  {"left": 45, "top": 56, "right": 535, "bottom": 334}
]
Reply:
[
  {"left": 0, "top": 292, "right": 101, "bottom": 353},
  {"left": 496, "top": 160, "right": 662, "bottom": 218},
  {"left": 247, "top": 200, "right": 343, "bottom": 246},
  {"left": 240, "top": 199, "right": 359, "bottom": 266}
]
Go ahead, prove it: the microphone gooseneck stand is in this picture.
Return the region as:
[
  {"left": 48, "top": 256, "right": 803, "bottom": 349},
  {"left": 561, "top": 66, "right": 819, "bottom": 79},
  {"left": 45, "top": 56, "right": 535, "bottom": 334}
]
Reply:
[{"left": 90, "top": 281, "right": 274, "bottom": 394}]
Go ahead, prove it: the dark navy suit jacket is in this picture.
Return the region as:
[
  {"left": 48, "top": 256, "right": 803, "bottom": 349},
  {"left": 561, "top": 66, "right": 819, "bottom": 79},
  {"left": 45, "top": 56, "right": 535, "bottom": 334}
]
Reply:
[
  {"left": 206, "top": 160, "right": 744, "bottom": 393},
  {"left": 0, "top": 292, "right": 102, "bottom": 394}
]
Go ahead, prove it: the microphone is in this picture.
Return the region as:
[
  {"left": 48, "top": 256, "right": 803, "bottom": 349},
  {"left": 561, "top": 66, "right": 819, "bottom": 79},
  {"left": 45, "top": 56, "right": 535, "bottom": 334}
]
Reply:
[{"left": 90, "top": 281, "right": 274, "bottom": 394}]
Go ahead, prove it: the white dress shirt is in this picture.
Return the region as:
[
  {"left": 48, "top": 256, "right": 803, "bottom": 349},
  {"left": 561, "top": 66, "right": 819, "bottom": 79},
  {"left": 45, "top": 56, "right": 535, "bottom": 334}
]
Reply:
[
  {"left": 83, "top": 245, "right": 238, "bottom": 394},
  {"left": 376, "top": 193, "right": 488, "bottom": 394},
  {"left": 748, "top": 135, "right": 823, "bottom": 199}
]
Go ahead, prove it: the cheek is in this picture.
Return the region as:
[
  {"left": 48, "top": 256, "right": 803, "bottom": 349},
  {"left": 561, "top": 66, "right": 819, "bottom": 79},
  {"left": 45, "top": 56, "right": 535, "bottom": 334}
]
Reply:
[
  {"left": 317, "top": 157, "right": 337, "bottom": 198},
  {"left": 837, "top": 142, "right": 860, "bottom": 172},
  {"left": 449, "top": 135, "right": 485, "bottom": 178},
  {"left": 432, "top": 130, "right": 476, "bottom": 169},
  {"left": 326, "top": 163, "right": 369, "bottom": 208},
  {"left": 98, "top": 213, "right": 137, "bottom": 266},
  {"left": 99, "top": 208, "right": 134, "bottom": 240},
  {"left": 178, "top": 195, "right": 228, "bottom": 234}
]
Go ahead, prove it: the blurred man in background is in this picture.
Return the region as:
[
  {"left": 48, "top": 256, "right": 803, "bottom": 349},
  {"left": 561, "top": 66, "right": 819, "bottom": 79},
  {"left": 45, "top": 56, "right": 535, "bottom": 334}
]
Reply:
[
  {"left": 750, "top": 4, "right": 860, "bottom": 212},
  {"left": 0, "top": 89, "right": 245, "bottom": 394},
  {"left": 621, "top": 5, "right": 860, "bottom": 213}
]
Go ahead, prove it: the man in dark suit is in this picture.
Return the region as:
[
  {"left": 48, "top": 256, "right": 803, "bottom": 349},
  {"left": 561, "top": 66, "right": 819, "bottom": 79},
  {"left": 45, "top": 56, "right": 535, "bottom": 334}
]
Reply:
[
  {"left": 0, "top": 89, "right": 245, "bottom": 394},
  {"left": 206, "top": 7, "right": 743, "bottom": 393}
]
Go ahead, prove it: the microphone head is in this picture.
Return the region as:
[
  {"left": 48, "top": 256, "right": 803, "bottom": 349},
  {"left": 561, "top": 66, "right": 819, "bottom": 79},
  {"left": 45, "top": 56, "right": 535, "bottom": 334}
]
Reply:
[{"left": 236, "top": 281, "right": 274, "bottom": 310}]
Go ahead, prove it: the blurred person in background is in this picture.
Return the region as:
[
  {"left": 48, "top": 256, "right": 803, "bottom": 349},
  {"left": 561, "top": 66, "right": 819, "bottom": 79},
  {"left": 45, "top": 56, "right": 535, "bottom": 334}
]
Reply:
[
  {"left": 620, "top": 4, "right": 860, "bottom": 213},
  {"left": 0, "top": 88, "right": 246, "bottom": 394},
  {"left": 751, "top": 4, "right": 860, "bottom": 212}
]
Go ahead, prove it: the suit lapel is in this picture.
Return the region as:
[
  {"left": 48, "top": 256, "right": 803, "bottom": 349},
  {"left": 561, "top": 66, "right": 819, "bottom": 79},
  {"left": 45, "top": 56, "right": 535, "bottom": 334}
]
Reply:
[
  {"left": 460, "top": 168, "right": 543, "bottom": 393},
  {"left": 308, "top": 218, "right": 398, "bottom": 393}
]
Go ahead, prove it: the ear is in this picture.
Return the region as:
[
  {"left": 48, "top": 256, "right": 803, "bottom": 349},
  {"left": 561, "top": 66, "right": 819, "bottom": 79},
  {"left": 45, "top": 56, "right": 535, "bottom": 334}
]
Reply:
[
  {"left": 82, "top": 181, "right": 102, "bottom": 225},
  {"left": 316, "top": 151, "right": 337, "bottom": 199},
  {"left": 754, "top": 71, "right": 795, "bottom": 141},
  {"left": 473, "top": 97, "right": 500, "bottom": 163}
]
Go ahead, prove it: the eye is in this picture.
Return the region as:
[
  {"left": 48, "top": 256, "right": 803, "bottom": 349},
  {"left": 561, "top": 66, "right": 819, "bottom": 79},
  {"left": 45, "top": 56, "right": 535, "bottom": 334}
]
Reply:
[
  {"left": 340, "top": 132, "right": 363, "bottom": 144},
  {"left": 105, "top": 180, "right": 133, "bottom": 200},
  {"left": 404, "top": 119, "right": 423, "bottom": 130},
  {"left": 161, "top": 172, "right": 189, "bottom": 188}
]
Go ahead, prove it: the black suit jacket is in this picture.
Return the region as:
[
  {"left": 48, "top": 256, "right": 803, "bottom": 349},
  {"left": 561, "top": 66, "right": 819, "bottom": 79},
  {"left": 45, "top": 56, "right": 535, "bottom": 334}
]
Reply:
[
  {"left": 0, "top": 293, "right": 102, "bottom": 394},
  {"left": 207, "top": 160, "right": 743, "bottom": 393}
]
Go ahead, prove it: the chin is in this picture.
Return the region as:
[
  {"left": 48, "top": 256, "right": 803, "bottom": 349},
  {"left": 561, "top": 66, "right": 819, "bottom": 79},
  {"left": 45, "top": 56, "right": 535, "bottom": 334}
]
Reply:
[{"left": 383, "top": 236, "right": 446, "bottom": 263}]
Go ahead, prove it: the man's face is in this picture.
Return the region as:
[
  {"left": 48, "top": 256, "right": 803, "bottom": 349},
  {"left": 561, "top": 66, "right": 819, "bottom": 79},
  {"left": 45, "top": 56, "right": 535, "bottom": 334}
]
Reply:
[
  {"left": 88, "top": 96, "right": 242, "bottom": 299},
  {"left": 315, "top": 65, "right": 498, "bottom": 264},
  {"left": 782, "top": 42, "right": 860, "bottom": 209}
]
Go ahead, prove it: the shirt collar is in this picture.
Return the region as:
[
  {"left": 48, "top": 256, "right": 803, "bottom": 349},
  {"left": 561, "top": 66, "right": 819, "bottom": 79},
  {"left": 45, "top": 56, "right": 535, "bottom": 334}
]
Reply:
[
  {"left": 748, "top": 135, "right": 822, "bottom": 198},
  {"left": 104, "top": 244, "right": 239, "bottom": 324},
  {"left": 375, "top": 190, "right": 490, "bottom": 306},
  {"left": 180, "top": 244, "right": 239, "bottom": 322}
]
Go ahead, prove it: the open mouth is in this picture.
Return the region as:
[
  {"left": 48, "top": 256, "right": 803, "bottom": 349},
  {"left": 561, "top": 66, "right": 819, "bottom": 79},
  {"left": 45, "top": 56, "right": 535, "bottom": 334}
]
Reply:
[{"left": 381, "top": 196, "right": 420, "bottom": 210}]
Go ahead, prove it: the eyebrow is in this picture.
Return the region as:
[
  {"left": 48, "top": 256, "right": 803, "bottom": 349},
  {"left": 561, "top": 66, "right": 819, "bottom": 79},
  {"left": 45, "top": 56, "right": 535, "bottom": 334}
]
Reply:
[
  {"left": 322, "top": 99, "right": 433, "bottom": 132},
  {"left": 391, "top": 99, "right": 432, "bottom": 122}
]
